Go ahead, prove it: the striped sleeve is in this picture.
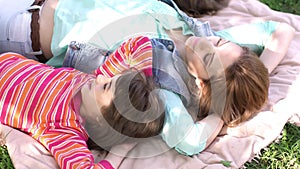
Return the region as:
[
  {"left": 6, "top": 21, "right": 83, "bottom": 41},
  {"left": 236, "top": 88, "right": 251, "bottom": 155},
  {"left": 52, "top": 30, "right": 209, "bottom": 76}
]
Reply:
[
  {"left": 41, "top": 129, "right": 109, "bottom": 169},
  {"left": 95, "top": 36, "right": 153, "bottom": 77}
]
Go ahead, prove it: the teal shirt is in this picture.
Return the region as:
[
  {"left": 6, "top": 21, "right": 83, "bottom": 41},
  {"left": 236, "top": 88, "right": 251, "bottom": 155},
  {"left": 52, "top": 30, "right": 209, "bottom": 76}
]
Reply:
[
  {"left": 47, "top": 0, "right": 194, "bottom": 67},
  {"left": 159, "top": 89, "right": 206, "bottom": 156},
  {"left": 215, "top": 21, "right": 279, "bottom": 55}
]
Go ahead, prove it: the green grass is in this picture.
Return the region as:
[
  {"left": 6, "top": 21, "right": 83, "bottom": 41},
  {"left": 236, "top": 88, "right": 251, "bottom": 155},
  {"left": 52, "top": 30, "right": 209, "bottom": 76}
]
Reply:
[
  {"left": 0, "top": 145, "right": 14, "bottom": 169},
  {"left": 259, "top": 0, "right": 300, "bottom": 15},
  {"left": 244, "top": 123, "right": 300, "bottom": 169},
  {"left": 0, "top": 1, "right": 299, "bottom": 169}
]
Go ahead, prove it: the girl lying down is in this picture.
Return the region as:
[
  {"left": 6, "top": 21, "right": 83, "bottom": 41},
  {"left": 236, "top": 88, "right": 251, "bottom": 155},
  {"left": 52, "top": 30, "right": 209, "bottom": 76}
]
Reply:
[{"left": 0, "top": 52, "right": 165, "bottom": 169}]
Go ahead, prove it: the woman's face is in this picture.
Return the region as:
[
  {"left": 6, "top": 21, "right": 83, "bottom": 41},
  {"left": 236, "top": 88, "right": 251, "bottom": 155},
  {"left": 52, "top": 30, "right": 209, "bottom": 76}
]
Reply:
[{"left": 185, "top": 36, "right": 243, "bottom": 81}]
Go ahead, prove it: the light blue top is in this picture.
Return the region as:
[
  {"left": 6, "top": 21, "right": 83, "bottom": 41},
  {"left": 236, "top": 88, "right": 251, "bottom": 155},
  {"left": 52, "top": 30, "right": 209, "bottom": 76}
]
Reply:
[
  {"left": 48, "top": 0, "right": 195, "bottom": 67},
  {"left": 215, "top": 21, "right": 279, "bottom": 55},
  {"left": 159, "top": 89, "right": 206, "bottom": 155}
]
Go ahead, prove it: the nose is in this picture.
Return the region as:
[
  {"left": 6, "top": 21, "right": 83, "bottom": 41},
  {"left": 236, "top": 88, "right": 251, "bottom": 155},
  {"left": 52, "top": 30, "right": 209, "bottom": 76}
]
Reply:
[{"left": 96, "top": 75, "right": 112, "bottom": 84}]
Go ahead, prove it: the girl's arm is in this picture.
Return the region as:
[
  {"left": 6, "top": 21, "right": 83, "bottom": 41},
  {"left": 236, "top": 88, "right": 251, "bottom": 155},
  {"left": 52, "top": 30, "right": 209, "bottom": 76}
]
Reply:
[
  {"left": 259, "top": 22, "right": 295, "bottom": 74},
  {"left": 41, "top": 131, "right": 112, "bottom": 169},
  {"left": 94, "top": 36, "right": 153, "bottom": 77}
]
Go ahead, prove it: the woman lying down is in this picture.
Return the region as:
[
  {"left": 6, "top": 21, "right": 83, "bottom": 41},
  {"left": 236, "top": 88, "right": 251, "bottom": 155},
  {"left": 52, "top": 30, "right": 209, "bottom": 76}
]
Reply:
[{"left": 62, "top": 19, "right": 295, "bottom": 156}]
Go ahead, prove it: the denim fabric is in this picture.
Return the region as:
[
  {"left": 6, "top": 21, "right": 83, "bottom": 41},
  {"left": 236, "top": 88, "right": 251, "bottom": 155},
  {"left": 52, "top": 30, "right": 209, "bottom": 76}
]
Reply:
[
  {"left": 160, "top": 0, "right": 215, "bottom": 37},
  {"left": 151, "top": 38, "right": 193, "bottom": 105},
  {"left": 63, "top": 41, "right": 111, "bottom": 74}
]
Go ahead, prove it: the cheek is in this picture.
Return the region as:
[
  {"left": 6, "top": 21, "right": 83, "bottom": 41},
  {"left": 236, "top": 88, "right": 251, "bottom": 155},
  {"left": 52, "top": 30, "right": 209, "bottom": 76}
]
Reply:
[
  {"left": 95, "top": 91, "right": 113, "bottom": 108},
  {"left": 185, "top": 46, "right": 210, "bottom": 79},
  {"left": 187, "top": 60, "right": 208, "bottom": 80},
  {"left": 217, "top": 46, "right": 240, "bottom": 68}
]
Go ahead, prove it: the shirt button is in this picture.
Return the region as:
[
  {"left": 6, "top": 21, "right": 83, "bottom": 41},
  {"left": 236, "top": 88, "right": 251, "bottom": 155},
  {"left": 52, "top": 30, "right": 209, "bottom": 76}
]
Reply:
[{"left": 167, "top": 44, "right": 174, "bottom": 51}]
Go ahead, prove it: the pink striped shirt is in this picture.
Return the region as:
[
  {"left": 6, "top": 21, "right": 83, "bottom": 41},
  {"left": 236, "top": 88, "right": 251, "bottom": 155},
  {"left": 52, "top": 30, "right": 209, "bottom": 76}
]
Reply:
[{"left": 0, "top": 53, "right": 112, "bottom": 169}]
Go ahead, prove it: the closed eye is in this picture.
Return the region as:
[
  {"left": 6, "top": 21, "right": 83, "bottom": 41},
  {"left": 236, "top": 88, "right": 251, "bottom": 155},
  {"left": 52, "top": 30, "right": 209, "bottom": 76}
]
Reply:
[
  {"left": 104, "top": 81, "right": 112, "bottom": 91},
  {"left": 216, "top": 38, "right": 222, "bottom": 46},
  {"left": 202, "top": 53, "right": 214, "bottom": 67},
  {"left": 217, "top": 38, "right": 230, "bottom": 47}
]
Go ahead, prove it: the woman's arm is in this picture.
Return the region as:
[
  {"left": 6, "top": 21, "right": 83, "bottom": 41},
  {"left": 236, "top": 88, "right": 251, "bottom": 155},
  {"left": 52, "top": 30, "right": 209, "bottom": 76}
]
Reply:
[
  {"left": 160, "top": 89, "right": 223, "bottom": 156},
  {"left": 215, "top": 21, "right": 295, "bottom": 74},
  {"left": 259, "top": 22, "right": 295, "bottom": 74},
  {"left": 94, "top": 36, "right": 153, "bottom": 77}
]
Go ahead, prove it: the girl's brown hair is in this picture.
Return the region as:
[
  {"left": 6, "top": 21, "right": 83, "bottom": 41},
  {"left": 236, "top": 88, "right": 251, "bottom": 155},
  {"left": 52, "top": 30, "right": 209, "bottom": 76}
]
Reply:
[
  {"left": 101, "top": 71, "right": 165, "bottom": 138},
  {"left": 198, "top": 48, "right": 269, "bottom": 127}
]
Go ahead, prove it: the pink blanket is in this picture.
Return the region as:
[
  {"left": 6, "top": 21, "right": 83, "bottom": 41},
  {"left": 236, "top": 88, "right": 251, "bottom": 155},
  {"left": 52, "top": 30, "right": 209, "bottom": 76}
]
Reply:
[{"left": 1, "top": 0, "right": 300, "bottom": 168}]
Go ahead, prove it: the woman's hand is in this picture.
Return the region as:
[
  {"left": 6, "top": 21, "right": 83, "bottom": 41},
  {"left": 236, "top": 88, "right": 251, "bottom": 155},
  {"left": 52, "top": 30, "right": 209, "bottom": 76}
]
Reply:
[{"left": 260, "top": 22, "right": 295, "bottom": 74}]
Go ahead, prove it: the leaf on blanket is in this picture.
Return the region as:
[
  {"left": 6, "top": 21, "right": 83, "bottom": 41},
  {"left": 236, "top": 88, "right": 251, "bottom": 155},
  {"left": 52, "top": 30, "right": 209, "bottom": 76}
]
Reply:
[{"left": 221, "top": 160, "right": 232, "bottom": 167}]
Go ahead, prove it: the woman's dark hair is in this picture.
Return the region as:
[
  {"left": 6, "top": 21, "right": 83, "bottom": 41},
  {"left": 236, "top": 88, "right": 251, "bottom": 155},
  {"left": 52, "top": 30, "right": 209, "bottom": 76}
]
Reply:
[
  {"left": 198, "top": 48, "right": 269, "bottom": 127},
  {"left": 173, "top": 0, "right": 230, "bottom": 17}
]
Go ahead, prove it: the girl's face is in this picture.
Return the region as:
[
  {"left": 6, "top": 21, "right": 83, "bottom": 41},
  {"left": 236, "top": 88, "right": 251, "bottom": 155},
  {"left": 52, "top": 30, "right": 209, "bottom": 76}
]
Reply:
[
  {"left": 81, "top": 75, "right": 119, "bottom": 113},
  {"left": 184, "top": 36, "right": 243, "bottom": 81}
]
